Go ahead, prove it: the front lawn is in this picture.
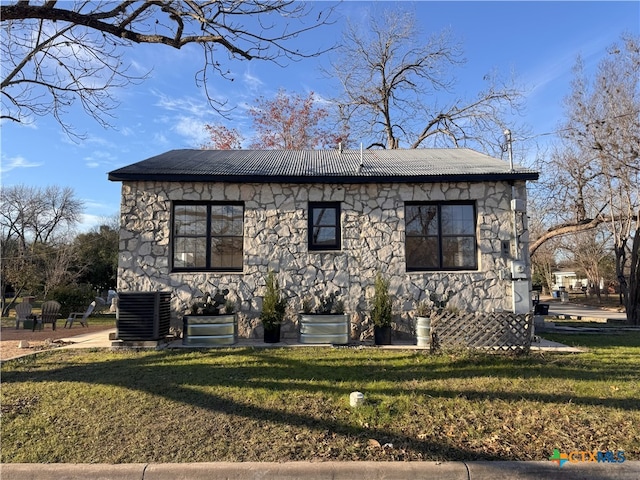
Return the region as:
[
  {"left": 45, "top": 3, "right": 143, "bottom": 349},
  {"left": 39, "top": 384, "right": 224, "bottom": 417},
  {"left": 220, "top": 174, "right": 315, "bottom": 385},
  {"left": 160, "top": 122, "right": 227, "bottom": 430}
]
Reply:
[{"left": 1, "top": 333, "right": 638, "bottom": 463}]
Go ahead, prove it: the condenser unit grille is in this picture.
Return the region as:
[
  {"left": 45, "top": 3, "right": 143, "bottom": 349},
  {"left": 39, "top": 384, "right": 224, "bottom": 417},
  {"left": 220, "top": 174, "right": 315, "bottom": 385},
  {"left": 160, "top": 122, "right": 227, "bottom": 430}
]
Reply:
[{"left": 117, "top": 292, "right": 171, "bottom": 340}]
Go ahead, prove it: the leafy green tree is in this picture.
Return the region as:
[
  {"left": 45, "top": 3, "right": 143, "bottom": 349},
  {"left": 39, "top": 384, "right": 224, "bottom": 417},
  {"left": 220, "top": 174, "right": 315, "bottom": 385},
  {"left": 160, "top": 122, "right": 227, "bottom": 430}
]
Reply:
[
  {"left": 48, "top": 283, "right": 95, "bottom": 319},
  {"left": 72, "top": 223, "right": 119, "bottom": 293}
]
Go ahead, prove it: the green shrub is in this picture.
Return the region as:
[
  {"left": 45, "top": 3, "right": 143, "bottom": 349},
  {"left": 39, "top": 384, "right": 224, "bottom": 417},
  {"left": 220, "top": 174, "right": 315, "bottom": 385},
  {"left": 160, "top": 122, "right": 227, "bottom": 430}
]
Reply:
[
  {"left": 48, "top": 284, "right": 95, "bottom": 318},
  {"left": 260, "top": 271, "right": 287, "bottom": 330},
  {"left": 371, "top": 272, "right": 392, "bottom": 327}
]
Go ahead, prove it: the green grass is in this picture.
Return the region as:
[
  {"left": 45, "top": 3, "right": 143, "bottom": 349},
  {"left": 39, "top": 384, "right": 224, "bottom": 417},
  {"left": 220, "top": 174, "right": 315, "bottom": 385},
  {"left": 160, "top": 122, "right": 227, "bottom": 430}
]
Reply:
[{"left": 1, "top": 334, "right": 639, "bottom": 463}]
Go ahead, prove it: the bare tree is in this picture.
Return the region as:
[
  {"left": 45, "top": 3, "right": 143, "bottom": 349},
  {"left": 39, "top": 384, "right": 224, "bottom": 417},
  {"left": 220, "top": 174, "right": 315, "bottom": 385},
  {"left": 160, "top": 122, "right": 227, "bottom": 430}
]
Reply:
[
  {"left": 560, "top": 230, "right": 615, "bottom": 300},
  {"left": 530, "top": 34, "right": 640, "bottom": 324},
  {"left": 528, "top": 199, "right": 559, "bottom": 294},
  {"left": 1, "top": 1, "right": 334, "bottom": 137},
  {"left": 0, "top": 184, "right": 83, "bottom": 314},
  {"left": 328, "top": 8, "right": 525, "bottom": 154}
]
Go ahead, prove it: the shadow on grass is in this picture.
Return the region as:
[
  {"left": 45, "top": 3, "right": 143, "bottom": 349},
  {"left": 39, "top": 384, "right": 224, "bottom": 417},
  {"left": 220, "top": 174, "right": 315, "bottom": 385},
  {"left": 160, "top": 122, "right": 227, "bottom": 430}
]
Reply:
[
  {"left": 2, "top": 335, "right": 639, "bottom": 461},
  {"left": 1, "top": 349, "right": 502, "bottom": 461}
]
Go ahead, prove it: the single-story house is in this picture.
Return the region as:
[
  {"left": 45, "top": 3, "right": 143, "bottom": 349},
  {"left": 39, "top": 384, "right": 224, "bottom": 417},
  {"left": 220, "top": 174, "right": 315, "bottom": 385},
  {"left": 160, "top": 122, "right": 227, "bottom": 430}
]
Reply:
[
  {"left": 108, "top": 148, "right": 539, "bottom": 340},
  {"left": 552, "top": 271, "right": 588, "bottom": 291}
]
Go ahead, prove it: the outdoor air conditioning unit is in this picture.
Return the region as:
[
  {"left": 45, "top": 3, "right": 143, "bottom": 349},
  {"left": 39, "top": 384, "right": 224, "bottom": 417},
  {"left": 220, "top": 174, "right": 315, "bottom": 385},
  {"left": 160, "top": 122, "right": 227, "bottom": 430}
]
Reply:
[{"left": 117, "top": 292, "right": 171, "bottom": 341}]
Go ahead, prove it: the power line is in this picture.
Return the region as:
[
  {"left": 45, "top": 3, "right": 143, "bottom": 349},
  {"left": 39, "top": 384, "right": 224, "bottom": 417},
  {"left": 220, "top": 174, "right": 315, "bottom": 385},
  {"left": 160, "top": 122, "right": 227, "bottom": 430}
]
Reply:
[{"left": 518, "top": 111, "right": 639, "bottom": 143}]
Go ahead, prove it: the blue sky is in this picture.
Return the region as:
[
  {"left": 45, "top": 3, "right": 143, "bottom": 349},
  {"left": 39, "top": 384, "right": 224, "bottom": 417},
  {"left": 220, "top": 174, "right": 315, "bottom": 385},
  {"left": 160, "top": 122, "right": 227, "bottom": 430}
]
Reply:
[{"left": 1, "top": 1, "right": 638, "bottom": 231}]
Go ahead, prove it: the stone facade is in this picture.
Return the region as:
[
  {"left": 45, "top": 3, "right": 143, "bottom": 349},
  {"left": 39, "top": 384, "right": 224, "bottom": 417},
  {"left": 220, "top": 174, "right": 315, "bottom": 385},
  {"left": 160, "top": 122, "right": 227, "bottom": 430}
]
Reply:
[{"left": 117, "top": 179, "right": 530, "bottom": 340}]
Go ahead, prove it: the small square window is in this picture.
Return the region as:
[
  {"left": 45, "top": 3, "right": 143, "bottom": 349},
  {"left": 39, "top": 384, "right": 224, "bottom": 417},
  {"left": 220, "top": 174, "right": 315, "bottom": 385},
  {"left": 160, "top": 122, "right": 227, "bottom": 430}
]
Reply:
[{"left": 308, "top": 202, "right": 341, "bottom": 251}]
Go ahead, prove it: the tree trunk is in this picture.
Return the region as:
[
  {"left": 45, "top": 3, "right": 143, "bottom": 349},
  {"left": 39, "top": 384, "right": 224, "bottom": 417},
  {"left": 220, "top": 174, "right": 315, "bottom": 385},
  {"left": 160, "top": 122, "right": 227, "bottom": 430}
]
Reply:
[{"left": 627, "top": 223, "right": 640, "bottom": 325}]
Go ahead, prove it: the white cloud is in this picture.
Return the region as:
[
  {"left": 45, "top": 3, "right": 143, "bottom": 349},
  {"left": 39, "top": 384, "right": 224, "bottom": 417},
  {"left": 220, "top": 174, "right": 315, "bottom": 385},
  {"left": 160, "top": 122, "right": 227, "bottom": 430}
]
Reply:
[
  {"left": 152, "top": 90, "right": 211, "bottom": 118},
  {"left": 83, "top": 150, "right": 118, "bottom": 169},
  {"left": 0, "top": 155, "right": 42, "bottom": 174},
  {"left": 311, "top": 91, "right": 333, "bottom": 106},
  {"left": 525, "top": 32, "right": 620, "bottom": 101},
  {"left": 243, "top": 69, "right": 264, "bottom": 91},
  {"left": 118, "top": 126, "right": 135, "bottom": 136},
  {"left": 77, "top": 213, "right": 108, "bottom": 233},
  {"left": 77, "top": 199, "right": 120, "bottom": 232},
  {"left": 129, "top": 59, "right": 151, "bottom": 76},
  {"left": 174, "top": 116, "right": 209, "bottom": 147},
  {"left": 153, "top": 132, "right": 170, "bottom": 146}
]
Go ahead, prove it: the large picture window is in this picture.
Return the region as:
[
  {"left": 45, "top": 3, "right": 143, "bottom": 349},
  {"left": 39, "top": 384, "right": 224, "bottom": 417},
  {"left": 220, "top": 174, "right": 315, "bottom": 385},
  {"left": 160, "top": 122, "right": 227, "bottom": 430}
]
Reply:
[
  {"left": 172, "top": 202, "right": 244, "bottom": 271},
  {"left": 405, "top": 202, "right": 477, "bottom": 271},
  {"left": 308, "top": 202, "right": 341, "bottom": 251}
]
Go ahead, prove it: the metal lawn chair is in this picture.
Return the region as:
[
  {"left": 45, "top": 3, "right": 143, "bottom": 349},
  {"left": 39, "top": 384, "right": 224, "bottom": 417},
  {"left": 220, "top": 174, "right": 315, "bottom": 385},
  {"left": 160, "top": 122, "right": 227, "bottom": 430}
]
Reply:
[
  {"left": 33, "top": 300, "right": 61, "bottom": 331},
  {"left": 65, "top": 301, "right": 96, "bottom": 328},
  {"left": 14, "top": 302, "right": 33, "bottom": 329}
]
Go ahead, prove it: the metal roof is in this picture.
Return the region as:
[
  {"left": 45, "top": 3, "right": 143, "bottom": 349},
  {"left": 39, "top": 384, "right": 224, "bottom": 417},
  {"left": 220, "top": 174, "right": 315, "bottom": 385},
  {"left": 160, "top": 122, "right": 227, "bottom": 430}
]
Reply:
[{"left": 107, "top": 148, "right": 539, "bottom": 184}]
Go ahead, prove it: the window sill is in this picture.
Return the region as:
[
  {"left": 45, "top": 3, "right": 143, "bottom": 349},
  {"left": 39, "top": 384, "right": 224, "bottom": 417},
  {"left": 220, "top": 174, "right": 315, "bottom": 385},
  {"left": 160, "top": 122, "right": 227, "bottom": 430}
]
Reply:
[{"left": 171, "top": 269, "right": 245, "bottom": 274}]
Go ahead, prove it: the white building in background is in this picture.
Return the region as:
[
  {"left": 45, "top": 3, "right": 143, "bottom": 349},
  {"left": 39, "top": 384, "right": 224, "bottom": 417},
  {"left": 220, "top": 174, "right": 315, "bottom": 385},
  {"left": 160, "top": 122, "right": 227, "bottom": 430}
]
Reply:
[{"left": 552, "top": 271, "right": 588, "bottom": 291}]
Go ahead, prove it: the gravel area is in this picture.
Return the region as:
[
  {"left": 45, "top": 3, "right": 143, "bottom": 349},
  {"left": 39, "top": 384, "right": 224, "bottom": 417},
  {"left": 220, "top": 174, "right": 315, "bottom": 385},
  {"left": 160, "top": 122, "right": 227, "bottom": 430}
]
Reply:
[{"left": 1, "top": 325, "right": 112, "bottom": 360}]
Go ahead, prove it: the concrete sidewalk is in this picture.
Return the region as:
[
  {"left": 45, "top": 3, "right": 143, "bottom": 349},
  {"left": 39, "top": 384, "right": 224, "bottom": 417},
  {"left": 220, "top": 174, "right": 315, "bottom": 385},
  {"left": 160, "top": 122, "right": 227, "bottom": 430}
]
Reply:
[
  {"left": 52, "top": 329, "right": 585, "bottom": 354},
  {"left": 0, "top": 328, "right": 585, "bottom": 362},
  {"left": 8, "top": 296, "right": 624, "bottom": 359},
  {"left": 3, "top": 461, "right": 639, "bottom": 480}
]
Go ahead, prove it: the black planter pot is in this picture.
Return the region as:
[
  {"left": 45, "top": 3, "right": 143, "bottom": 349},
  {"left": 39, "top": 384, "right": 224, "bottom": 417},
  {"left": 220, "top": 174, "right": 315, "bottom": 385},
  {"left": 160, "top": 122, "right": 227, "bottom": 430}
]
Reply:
[
  {"left": 374, "top": 325, "right": 392, "bottom": 345},
  {"left": 263, "top": 324, "right": 281, "bottom": 343}
]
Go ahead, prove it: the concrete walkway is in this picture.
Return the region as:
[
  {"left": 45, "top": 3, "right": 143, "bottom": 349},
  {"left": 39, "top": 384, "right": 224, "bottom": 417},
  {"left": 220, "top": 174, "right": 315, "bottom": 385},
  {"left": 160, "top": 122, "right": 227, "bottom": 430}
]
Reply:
[
  {"left": 3, "top": 460, "right": 639, "bottom": 480},
  {"left": 46, "top": 329, "right": 584, "bottom": 354},
  {"left": 4, "top": 298, "right": 627, "bottom": 362}
]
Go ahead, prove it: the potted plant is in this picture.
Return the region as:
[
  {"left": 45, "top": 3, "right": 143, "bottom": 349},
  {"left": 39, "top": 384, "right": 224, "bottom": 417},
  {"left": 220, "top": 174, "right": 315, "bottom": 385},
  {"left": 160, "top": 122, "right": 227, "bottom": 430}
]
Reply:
[
  {"left": 299, "top": 292, "right": 349, "bottom": 344},
  {"left": 260, "top": 271, "right": 287, "bottom": 343},
  {"left": 183, "top": 289, "right": 238, "bottom": 345},
  {"left": 371, "top": 272, "right": 393, "bottom": 345}
]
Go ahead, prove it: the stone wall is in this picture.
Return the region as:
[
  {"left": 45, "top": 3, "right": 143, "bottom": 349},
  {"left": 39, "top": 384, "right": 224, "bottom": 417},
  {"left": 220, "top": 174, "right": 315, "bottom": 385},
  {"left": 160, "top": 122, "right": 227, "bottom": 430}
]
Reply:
[{"left": 116, "top": 180, "right": 530, "bottom": 340}]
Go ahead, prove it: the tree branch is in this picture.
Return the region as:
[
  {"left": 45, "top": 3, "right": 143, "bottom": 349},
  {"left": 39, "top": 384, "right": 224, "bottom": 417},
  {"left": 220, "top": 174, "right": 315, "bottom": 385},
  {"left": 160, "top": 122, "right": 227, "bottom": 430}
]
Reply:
[
  {"left": 1, "top": 1, "right": 335, "bottom": 136},
  {"left": 530, "top": 214, "right": 639, "bottom": 256}
]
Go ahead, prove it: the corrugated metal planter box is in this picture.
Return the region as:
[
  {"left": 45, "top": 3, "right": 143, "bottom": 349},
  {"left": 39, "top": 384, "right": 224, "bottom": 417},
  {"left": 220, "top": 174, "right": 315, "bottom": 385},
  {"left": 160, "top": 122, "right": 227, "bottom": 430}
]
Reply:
[
  {"left": 183, "top": 314, "right": 237, "bottom": 345},
  {"left": 299, "top": 314, "right": 349, "bottom": 345}
]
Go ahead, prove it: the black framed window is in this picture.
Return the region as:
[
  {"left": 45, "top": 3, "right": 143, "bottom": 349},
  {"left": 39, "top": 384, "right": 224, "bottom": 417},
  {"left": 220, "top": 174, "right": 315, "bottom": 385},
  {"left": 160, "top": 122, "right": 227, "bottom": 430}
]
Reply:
[
  {"left": 405, "top": 202, "right": 477, "bottom": 271},
  {"left": 172, "top": 202, "right": 244, "bottom": 271},
  {"left": 308, "top": 202, "right": 341, "bottom": 250}
]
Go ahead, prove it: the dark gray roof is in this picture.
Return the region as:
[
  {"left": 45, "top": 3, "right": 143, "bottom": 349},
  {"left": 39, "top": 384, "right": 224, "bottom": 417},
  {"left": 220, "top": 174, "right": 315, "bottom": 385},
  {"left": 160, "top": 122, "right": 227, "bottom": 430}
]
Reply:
[{"left": 108, "top": 148, "right": 539, "bottom": 184}]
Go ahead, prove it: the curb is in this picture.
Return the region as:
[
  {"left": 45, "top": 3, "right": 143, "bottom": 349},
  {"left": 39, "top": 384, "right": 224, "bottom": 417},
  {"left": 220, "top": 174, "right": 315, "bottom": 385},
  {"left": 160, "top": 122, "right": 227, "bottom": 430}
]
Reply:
[{"left": 2, "top": 461, "right": 639, "bottom": 480}]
